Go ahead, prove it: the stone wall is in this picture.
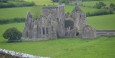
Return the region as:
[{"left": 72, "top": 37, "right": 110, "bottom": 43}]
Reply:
[
  {"left": 81, "top": 25, "right": 96, "bottom": 39},
  {"left": 0, "top": 48, "right": 50, "bottom": 58},
  {"left": 96, "top": 30, "right": 115, "bottom": 37},
  {"left": 24, "top": 4, "right": 115, "bottom": 40}
]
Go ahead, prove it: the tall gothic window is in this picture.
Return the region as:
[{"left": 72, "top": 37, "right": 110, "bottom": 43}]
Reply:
[{"left": 42, "top": 27, "right": 45, "bottom": 35}]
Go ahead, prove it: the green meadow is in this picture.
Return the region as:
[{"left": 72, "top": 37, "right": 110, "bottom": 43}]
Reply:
[
  {"left": 25, "top": 0, "right": 57, "bottom": 5},
  {"left": 0, "top": 7, "right": 32, "bottom": 20},
  {"left": 0, "top": 37, "right": 115, "bottom": 58},
  {"left": 87, "top": 14, "right": 115, "bottom": 30},
  {"left": 0, "top": 0, "right": 115, "bottom": 58},
  {"left": 0, "top": 5, "right": 101, "bottom": 20}
]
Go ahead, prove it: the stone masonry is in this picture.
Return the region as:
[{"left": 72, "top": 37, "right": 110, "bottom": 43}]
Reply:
[
  {"left": 22, "top": 4, "right": 115, "bottom": 40},
  {"left": 23, "top": 4, "right": 89, "bottom": 40}
]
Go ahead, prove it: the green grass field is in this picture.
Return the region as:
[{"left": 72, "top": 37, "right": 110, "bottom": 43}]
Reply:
[
  {"left": 0, "top": 37, "right": 115, "bottom": 58},
  {"left": 0, "top": 7, "right": 32, "bottom": 20},
  {"left": 87, "top": 14, "right": 115, "bottom": 30},
  {"left": 0, "top": 5, "right": 101, "bottom": 20},
  {"left": 81, "top": 6, "right": 100, "bottom": 13},
  {"left": 25, "top": 0, "right": 57, "bottom": 5},
  {"left": 0, "top": 0, "right": 115, "bottom": 58}
]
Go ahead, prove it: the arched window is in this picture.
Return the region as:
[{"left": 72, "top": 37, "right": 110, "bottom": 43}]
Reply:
[{"left": 42, "top": 27, "right": 45, "bottom": 35}]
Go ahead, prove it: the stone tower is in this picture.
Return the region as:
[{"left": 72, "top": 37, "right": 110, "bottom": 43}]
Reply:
[
  {"left": 71, "top": 6, "right": 86, "bottom": 34},
  {"left": 42, "top": 4, "right": 65, "bottom": 37},
  {"left": 23, "top": 12, "right": 33, "bottom": 38}
]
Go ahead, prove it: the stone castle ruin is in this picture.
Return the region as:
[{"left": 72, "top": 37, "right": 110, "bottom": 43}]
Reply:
[{"left": 22, "top": 4, "right": 115, "bottom": 40}]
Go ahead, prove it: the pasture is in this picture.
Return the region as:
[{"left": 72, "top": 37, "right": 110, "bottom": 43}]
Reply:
[
  {"left": 87, "top": 14, "right": 115, "bottom": 30},
  {"left": 0, "top": 5, "right": 101, "bottom": 20},
  {"left": 0, "top": 0, "right": 115, "bottom": 58},
  {"left": 0, "top": 37, "right": 115, "bottom": 58},
  {"left": 25, "top": 0, "right": 57, "bottom": 5},
  {"left": 0, "top": 7, "right": 32, "bottom": 20}
]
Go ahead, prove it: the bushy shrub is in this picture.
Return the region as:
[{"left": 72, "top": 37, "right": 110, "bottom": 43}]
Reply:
[
  {"left": 94, "top": 2, "right": 106, "bottom": 9},
  {"left": 110, "top": 3, "right": 115, "bottom": 11},
  {"left": 3, "top": 27, "right": 22, "bottom": 42},
  {"left": 51, "top": 0, "right": 59, "bottom": 2}
]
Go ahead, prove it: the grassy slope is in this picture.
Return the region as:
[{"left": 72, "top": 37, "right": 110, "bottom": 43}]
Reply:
[
  {"left": 0, "top": 37, "right": 115, "bottom": 58},
  {"left": 87, "top": 14, "right": 115, "bottom": 30},
  {"left": 0, "top": 0, "right": 102, "bottom": 20},
  {"left": 25, "top": 0, "right": 56, "bottom": 5},
  {"left": 65, "top": 5, "right": 100, "bottom": 13},
  {"left": 0, "top": 0, "right": 115, "bottom": 58},
  {"left": 81, "top": 6, "right": 100, "bottom": 13},
  {"left": 0, "top": 7, "right": 32, "bottom": 20}
]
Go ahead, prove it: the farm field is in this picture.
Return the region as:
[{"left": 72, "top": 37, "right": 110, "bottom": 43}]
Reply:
[
  {"left": 0, "top": 5, "right": 101, "bottom": 20},
  {"left": 0, "top": 7, "right": 32, "bottom": 20},
  {"left": 0, "top": 0, "right": 115, "bottom": 58},
  {"left": 25, "top": 0, "right": 57, "bottom": 5},
  {"left": 87, "top": 14, "right": 115, "bottom": 30},
  {"left": 0, "top": 37, "right": 115, "bottom": 58}
]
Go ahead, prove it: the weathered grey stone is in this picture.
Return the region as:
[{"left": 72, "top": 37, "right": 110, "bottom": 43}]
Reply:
[
  {"left": 81, "top": 25, "right": 96, "bottom": 39},
  {"left": 23, "top": 4, "right": 108, "bottom": 40}
]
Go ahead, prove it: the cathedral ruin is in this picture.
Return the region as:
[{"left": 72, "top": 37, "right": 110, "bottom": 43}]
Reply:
[
  {"left": 22, "top": 4, "right": 115, "bottom": 40},
  {"left": 22, "top": 4, "right": 95, "bottom": 40}
]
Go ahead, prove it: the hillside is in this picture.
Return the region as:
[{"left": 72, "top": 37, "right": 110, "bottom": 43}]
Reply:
[{"left": 0, "top": 0, "right": 115, "bottom": 58}]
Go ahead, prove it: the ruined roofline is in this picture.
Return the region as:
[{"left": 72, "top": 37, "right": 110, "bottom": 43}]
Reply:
[{"left": 43, "top": 4, "right": 65, "bottom": 9}]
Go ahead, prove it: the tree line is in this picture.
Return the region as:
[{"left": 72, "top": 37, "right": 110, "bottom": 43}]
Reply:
[{"left": 0, "top": 0, "right": 35, "bottom": 8}]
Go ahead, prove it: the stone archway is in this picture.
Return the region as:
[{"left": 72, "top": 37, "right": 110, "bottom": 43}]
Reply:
[{"left": 65, "top": 20, "right": 74, "bottom": 30}]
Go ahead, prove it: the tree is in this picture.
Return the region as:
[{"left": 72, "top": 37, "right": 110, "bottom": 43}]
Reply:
[
  {"left": 59, "top": 0, "right": 69, "bottom": 4},
  {"left": 3, "top": 27, "right": 22, "bottom": 42},
  {"left": 0, "top": 0, "right": 8, "bottom": 3},
  {"left": 110, "top": 3, "right": 115, "bottom": 7},
  {"left": 110, "top": 3, "right": 115, "bottom": 10},
  {"left": 51, "top": 0, "right": 59, "bottom": 2},
  {"left": 95, "top": 2, "right": 106, "bottom": 9}
]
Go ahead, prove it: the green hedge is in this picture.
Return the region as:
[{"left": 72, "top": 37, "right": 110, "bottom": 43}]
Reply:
[
  {"left": 0, "top": 18, "right": 25, "bottom": 24},
  {"left": 0, "top": 2, "right": 35, "bottom": 8},
  {"left": 86, "top": 10, "right": 114, "bottom": 17}
]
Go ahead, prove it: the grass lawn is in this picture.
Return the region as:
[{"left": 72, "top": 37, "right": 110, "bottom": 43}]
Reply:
[
  {"left": 25, "top": 0, "right": 57, "bottom": 5},
  {"left": 0, "top": 37, "right": 115, "bottom": 58},
  {"left": 0, "top": 5, "right": 73, "bottom": 20},
  {"left": 0, "top": 0, "right": 115, "bottom": 58},
  {"left": 0, "top": 4, "right": 101, "bottom": 20},
  {"left": 87, "top": 14, "right": 115, "bottom": 30},
  {"left": 65, "top": 5, "right": 100, "bottom": 13},
  {"left": 0, "top": 7, "right": 32, "bottom": 20},
  {"left": 80, "top": 6, "right": 100, "bottom": 13}
]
